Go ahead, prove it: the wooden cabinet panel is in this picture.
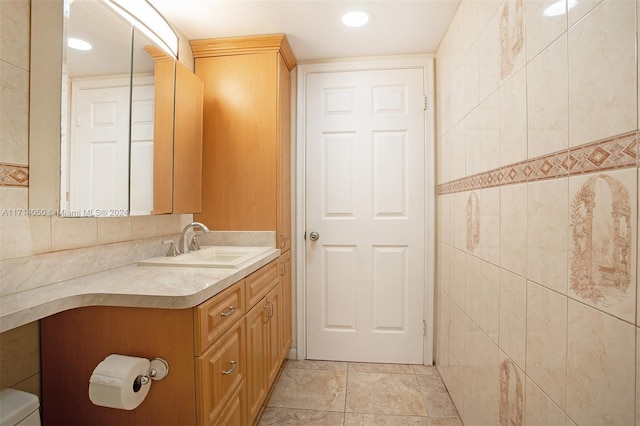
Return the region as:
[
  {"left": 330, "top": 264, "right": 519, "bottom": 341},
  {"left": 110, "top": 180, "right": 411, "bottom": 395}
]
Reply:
[
  {"left": 279, "top": 250, "right": 292, "bottom": 360},
  {"left": 214, "top": 385, "right": 246, "bottom": 426},
  {"left": 277, "top": 54, "right": 292, "bottom": 252},
  {"left": 195, "top": 52, "right": 277, "bottom": 230},
  {"left": 245, "top": 299, "right": 269, "bottom": 423},
  {"left": 150, "top": 52, "right": 175, "bottom": 215},
  {"left": 265, "top": 282, "right": 283, "bottom": 386},
  {"left": 195, "top": 280, "right": 245, "bottom": 355},
  {"left": 41, "top": 306, "right": 197, "bottom": 425},
  {"left": 196, "top": 317, "right": 245, "bottom": 425},
  {"left": 173, "top": 61, "right": 203, "bottom": 213},
  {"left": 245, "top": 260, "right": 279, "bottom": 308}
]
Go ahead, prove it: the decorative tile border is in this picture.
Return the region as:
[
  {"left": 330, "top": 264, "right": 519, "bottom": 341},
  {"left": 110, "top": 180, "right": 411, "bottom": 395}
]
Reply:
[
  {"left": 437, "top": 130, "right": 638, "bottom": 194},
  {"left": 0, "top": 163, "right": 29, "bottom": 187}
]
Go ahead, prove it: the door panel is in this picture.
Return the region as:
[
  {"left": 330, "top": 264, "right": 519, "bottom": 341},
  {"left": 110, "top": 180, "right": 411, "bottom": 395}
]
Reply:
[
  {"left": 72, "top": 85, "right": 130, "bottom": 212},
  {"left": 306, "top": 68, "right": 425, "bottom": 363}
]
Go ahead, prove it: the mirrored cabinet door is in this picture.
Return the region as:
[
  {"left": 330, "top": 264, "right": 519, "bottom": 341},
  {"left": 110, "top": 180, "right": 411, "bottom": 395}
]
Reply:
[
  {"left": 30, "top": 0, "right": 202, "bottom": 218},
  {"left": 62, "top": 0, "right": 133, "bottom": 216}
]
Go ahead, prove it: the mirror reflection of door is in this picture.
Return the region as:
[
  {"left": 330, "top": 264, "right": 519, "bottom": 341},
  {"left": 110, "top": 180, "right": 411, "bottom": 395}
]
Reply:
[
  {"left": 70, "top": 78, "right": 131, "bottom": 213},
  {"left": 62, "top": 0, "right": 134, "bottom": 216},
  {"left": 130, "top": 29, "right": 158, "bottom": 216}
]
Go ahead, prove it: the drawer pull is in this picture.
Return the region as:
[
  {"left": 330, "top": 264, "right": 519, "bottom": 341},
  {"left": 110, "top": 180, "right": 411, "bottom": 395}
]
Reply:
[
  {"left": 220, "top": 306, "right": 236, "bottom": 317},
  {"left": 222, "top": 361, "right": 237, "bottom": 375}
]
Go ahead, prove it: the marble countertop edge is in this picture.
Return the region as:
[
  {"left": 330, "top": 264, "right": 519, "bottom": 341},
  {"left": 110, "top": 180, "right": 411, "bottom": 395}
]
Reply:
[{"left": 0, "top": 248, "right": 280, "bottom": 333}]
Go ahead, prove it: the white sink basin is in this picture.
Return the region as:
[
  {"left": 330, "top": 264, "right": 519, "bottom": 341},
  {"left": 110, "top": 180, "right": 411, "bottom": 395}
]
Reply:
[{"left": 138, "top": 246, "right": 272, "bottom": 269}]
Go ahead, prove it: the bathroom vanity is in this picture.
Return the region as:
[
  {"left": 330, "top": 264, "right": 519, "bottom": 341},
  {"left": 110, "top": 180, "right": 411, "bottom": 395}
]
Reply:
[{"left": 38, "top": 252, "right": 290, "bottom": 425}]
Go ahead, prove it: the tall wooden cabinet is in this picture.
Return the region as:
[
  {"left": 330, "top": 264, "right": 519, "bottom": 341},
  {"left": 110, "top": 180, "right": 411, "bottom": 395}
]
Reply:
[
  {"left": 191, "top": 34, "right": 296, "bottom": 424},
  {"left": 191, "top": 34, "right": 295, "bottom": 252}
]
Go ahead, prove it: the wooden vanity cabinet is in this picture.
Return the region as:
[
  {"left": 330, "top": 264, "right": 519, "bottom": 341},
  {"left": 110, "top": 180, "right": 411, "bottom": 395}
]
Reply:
[
  {"left": 40, "top": 259, "right": 289, "bottom": 425},
  {"left": 191, "top": 34, "right": 296, "bottom": 251}
]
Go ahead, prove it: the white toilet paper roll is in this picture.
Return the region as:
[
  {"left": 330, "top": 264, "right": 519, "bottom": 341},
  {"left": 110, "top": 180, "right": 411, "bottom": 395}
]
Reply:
[{"left": 88, "top": 354, "right": 151, "bottom": 410}]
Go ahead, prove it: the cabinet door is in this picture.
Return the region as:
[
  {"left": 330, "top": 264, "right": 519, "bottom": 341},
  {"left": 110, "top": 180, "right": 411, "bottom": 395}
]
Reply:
[
  {"left": 265, "top": 282, "right": 282, "bottom": 386},
  {"left": 279, "top": 251, "right": 292, "bottom": 360},
  {"left": 195, "top": 53, "right": 278, "bottom": 231},
  {"left": 214, "top": 385, "right": 247, "bottom": 426},
  {"left": 245, "top": 299, "right": 269, "bottom": 423},
  {"left": 173, "top": 61, "right": 203, "bottom": 213},
  {"left": 196, "top": 318, "right": 245, "bottom": 425},
  {"left": 276, "top": 53, "right": 291, "bottom": 252}
]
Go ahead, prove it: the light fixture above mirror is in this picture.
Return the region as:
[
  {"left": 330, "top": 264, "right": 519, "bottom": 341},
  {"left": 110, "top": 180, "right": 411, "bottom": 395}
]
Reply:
[{"left": 101, "top": 0, "right": 178, "bottom": 58}]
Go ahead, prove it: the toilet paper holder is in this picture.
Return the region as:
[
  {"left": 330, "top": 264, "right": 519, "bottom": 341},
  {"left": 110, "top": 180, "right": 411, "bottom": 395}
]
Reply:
[{"left": 133, "top": 357, "right": 169, "bottom": 392}]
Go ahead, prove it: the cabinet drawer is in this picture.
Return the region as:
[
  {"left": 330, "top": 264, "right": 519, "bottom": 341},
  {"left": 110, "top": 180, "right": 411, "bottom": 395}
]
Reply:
[
  {"left": 245, "top": 260, "right": 280, "bottom": 308},
  {"left": 195, "top": 280, "right": 245, "bottom": 355},
  {"left": 197, "top": 319, "right": 245, "bottom": 425}
]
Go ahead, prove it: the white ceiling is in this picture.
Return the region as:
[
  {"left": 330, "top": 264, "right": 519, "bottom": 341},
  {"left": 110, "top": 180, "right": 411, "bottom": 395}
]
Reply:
[{"left": 148, "top": 0, "right": 461, "bottom": 62}]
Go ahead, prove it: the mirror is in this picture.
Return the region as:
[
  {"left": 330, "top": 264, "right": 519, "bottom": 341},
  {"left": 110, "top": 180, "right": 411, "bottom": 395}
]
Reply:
[
  {"left": 60, "top": 0, "right": 178, "bottom": 217},
  {"left": 61, "top": 0, "right": 134, "bottom": 216},
  {"left": 29, "top": 0, "right": 200, "bottom": 217}
]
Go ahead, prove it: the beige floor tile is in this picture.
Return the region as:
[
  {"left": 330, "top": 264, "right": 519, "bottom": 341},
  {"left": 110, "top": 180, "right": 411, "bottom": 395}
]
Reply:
[
  {"left": 344, "top": 412, "right": 430, "bottom": 425},
  {"left": 430, "top": 417, "right": 464, "bottom": 426},
  {"left": 422, "top": 390, "right": 459, "bottom": 418},
  {"left": 267, "top": 368, "right": 347, "bottom": 412},
  {"left": 348, "top": 362, "right": 415, "bottom": 374},
  {"left": 287, "top": 359, "right": 349, "bottom": 372},
  {"left": 262, "top": 362, "right": 463, "bottom": 425},
  {"left": 346, "top": 372, "right": 427, "bottom": 416},
  {"left": 416, "top": 369, "right": 447, "bottom": 391},
  {"left": 258, "top": 407, "right": 345, "bottom": 425}
]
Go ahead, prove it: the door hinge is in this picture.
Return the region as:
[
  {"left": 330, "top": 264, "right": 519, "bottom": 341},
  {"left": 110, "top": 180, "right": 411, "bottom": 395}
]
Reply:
[
  {"left": 422, "top": 320, "right": 427, "bottom": 336},
  {"left": 423, "top": 95, "right": 427, "bottom": 110}
]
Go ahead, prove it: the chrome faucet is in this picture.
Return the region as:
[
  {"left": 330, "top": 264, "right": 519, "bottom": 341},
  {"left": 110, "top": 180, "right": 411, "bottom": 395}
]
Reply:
[{"left": 178, "top": 222, "right": 210, "bottom": 254}]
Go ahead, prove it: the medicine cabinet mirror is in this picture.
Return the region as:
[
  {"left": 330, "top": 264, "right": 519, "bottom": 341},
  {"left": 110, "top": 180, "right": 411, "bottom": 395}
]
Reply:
[{"left": 29, "top": 0, "right": 201, "bottom": 217}]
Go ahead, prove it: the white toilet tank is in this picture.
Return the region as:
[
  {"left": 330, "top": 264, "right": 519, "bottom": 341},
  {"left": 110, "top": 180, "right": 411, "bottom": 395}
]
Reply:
[{"left": 0, "top": 389, "right": 40, "bottom": 426}]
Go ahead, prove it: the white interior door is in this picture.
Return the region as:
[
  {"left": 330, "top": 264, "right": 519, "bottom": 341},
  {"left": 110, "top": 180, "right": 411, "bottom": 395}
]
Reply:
[
  {"left": 305, "top": 68, "right": 426, "bottom": 363},
  {"left": 71, "top": 80, "right": 130, "bottom": 213},
  {"left": 130, "top": 78, "right": 155, "bottom": 215}
]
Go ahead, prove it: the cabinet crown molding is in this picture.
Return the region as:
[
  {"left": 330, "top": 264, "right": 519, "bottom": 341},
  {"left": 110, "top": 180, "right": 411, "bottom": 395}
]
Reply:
[{"left": 190, "top": 33, "right": 297, "bottom": 70}]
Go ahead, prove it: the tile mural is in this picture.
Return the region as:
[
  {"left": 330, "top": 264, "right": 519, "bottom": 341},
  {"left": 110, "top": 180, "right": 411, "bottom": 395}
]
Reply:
[{"left": 569, "top": 170, "right": 636, "bottom": 322}]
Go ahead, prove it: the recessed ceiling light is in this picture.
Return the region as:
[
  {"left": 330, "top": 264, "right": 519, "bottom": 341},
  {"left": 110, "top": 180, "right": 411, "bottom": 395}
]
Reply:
[
  {"left": 68, "top": 37, "right": 92, "bottom": 51},
  {"left": 341, "top": 11, "right": 370, "bottom": 27}
]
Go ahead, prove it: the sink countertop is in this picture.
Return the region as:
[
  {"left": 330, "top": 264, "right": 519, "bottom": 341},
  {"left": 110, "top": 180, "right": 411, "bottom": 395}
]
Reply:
[{"left": 0, "top": 247, "right": 280, "bottom": 333}]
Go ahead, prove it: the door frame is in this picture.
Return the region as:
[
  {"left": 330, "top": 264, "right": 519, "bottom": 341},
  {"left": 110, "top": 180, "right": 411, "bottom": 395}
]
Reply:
[{"left": 294, "top": 56, "right": 436, "bottom": 364}]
